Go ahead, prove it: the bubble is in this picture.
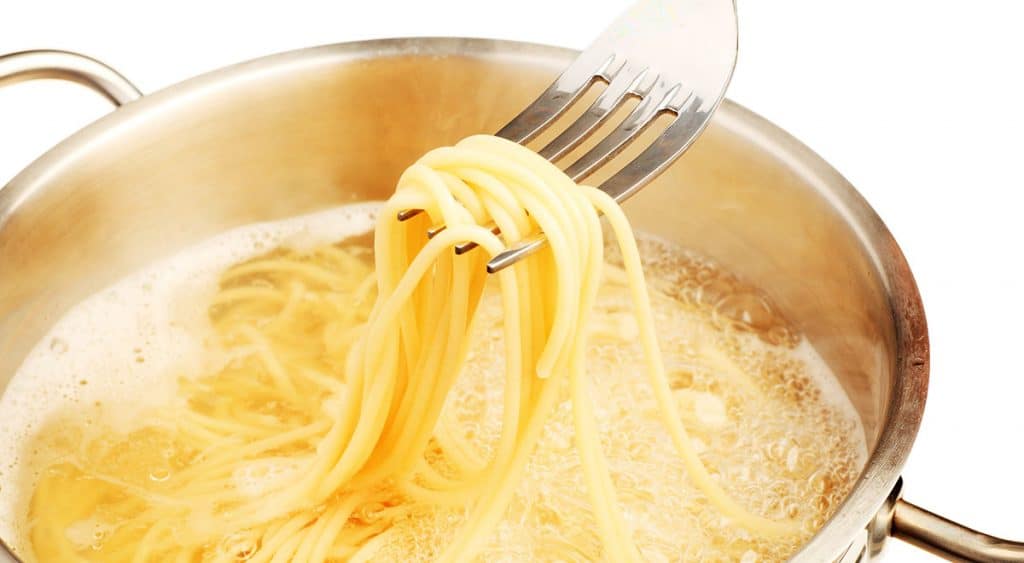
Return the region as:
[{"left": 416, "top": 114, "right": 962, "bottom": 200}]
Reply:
[
  {"left": 785, "top": 446, "right": 800, "bottom": 472},
  {"left": 219, "top": 531, "right": 258, "bottom": 561},
  {"left": 149, "top": 467, "right": 171, "bottom": 482},
  {"left": 49, "top": 338, "right": 68, "bottom": 354}
]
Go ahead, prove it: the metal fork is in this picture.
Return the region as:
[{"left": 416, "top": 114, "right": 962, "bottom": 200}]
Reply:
[{"left": 398, "top": 0, "right": 738, "bottom": 273}]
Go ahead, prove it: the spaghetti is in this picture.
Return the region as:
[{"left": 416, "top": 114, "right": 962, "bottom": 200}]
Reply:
[{"left": 21, "top": 135, "right": 804, "bottom": 561}]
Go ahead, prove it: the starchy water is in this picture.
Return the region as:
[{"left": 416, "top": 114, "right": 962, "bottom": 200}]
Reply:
[{"left": 0, "top": 203, "right": 865, "bottom": 562}]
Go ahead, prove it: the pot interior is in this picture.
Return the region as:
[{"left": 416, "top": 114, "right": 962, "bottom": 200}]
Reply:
[{"left": 0, "top": 39, "right": 926, "bottom": 561}]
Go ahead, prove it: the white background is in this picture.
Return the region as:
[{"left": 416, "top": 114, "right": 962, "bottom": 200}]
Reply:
[{"left": 2, "top": 1, "right": 1022, "bottom": 561}]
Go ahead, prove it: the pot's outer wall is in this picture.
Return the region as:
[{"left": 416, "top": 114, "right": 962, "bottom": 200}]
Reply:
[{"left": 0, "top": 39, "right": 928, "bottom": 562}]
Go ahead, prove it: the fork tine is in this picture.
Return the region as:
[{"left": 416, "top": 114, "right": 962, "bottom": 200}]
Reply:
[
  {"left": 452, "top": 224, "right": 501, "bottom": 254},
  {"left": 397, "top": 53, "right": 617, "bottom": 223},
  {"left": 487, "top": 103, "right": 704, "bottom": 274},
  {"left": 594, "top": 94, "right": 710, "bottom": 203},
  {"left": 396, "top": 208, "right": 423, "bottom": 221},
  {"left": 537, "top": 64, "right": 648, "bottom": 161},
  {"left": 563, "top": 82, "right": 681, "bottom": 182},
  {"left": 445, "top": 86, "right": 688, "bottom": 261},
  {"left": 496, "top": 53, "right": 618, "bottom": 144},
  {"left": 486, "top": 235, "right": 546, "bottom": 273},
  {"left": 417, "top": 89, "right": 705, "bottom": 270}
]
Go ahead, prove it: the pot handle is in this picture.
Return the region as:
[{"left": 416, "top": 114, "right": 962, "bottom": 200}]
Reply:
[
  {"left": 0, "top": 49, "right": 141, "bottom": 106},
  {"left": 890, "top": 497, "right": 1024, "bottom": 561}
]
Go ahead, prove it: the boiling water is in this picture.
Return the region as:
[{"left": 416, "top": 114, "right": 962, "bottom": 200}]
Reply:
[
  {"left": 0, "top": 203, "right": 866, "bottom": 562},
  {"left": 0, "top": 204, "right": 379, "bottom": 558}
]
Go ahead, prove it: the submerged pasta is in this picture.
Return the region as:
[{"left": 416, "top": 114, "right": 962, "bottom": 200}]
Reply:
[{"left": 1, "top": 136, "right": 865, "bottom": 562}]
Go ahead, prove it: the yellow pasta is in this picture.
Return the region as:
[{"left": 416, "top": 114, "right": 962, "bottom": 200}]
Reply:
[{"left": 22, "top": 135, "right": 800, "bottom": 562}]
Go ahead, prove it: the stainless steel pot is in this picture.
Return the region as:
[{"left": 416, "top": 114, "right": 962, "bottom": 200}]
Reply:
[{"left": 0, "top": 39, "right": 1019, "bottom": 562}]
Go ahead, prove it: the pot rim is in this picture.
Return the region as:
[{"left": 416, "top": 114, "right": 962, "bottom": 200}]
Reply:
[{"left": 0, "top": 37, "right": 929, "bottom": 562}]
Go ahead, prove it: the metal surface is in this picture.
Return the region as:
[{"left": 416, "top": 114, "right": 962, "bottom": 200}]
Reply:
[
  {"left": 0, "top": 49, "right": 142, "bottom": 563},
  {"left": 398, "top": 0, "right": 738, "bottom": 272},
  {"left": 0, "top": 50, "right": 141, "bottom": 106},
  {"left": 892, "top": 500, "right": 1024, "bottom": 561},
  {"left": 0, "top": 37, "right": 1001, "bottom": 562}
]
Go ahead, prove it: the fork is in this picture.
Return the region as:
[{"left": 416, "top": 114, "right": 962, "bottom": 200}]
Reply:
[{"left": 397, "top": 0, "right": 738, "bottom": 273}]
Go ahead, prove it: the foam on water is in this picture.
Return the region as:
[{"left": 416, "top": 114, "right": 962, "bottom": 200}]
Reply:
[
  {"left": 383, "top": 250, "right": 871, "bottom": 561},
  {"left": 0, "top": 203, "right": 379, "bottom": 556},
  {"left": 0, "top": 203, "right": 868, "bottom": 561}
]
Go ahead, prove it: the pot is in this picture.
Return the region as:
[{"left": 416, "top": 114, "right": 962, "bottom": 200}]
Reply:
[{"left": 0, "top": 39, "right": 1019, "bottom": 562}]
